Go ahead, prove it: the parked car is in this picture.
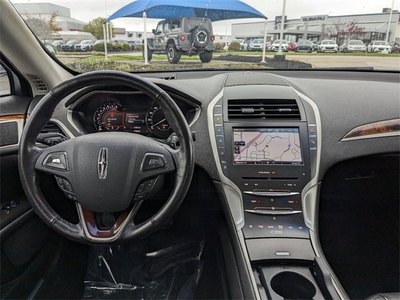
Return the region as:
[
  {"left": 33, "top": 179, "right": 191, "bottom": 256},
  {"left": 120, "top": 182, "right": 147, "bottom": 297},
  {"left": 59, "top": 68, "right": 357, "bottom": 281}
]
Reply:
[
  {"left": 311, "top": 41, "right": 318, "bottom": 52},
  {"left": 270, "top": 39, "right": 289, "bottom": 51},
  {"left": 60, "top": 39, "right": 79, "bottom": 52},
  {"left": 391, "top": 42, "right": 400, "bottom": 53},
  {"left": 288, "top": 42, "right": 296, "bottom": 51},
  {"left": 367, "top": 40, "right": 391, "bottom": 53},
  {"left": 247, "top": 39, "right": 265, "bottom": 51},
  {"left": 52, "top": 40, "right": 65, "bottom": 51},
  {"left": 145, "top": 17, "right": 215, "bottom": 63},
  {"left": 113, "top": 39, "right": 128, "bottom": 45},
  {"left": 93, "top": 39, "right": 105, "bottom": 46},
  {"left": 127, "top": 40, "right": 143, "bottom": 50},
  {"left": 341, "top": 39, "right": 367, "bottom": 52},
  {"left": 44, "top": 44, "right": 56, "bottom": 55},
  {"left": 318, "top": 40, "right": 338, "bottom": 53},
  {"left": 295, "top": 40, "right": 313, "bottom": 52},
  {"left": 74, "top": 40, "right": 95, "bottom": 52}
]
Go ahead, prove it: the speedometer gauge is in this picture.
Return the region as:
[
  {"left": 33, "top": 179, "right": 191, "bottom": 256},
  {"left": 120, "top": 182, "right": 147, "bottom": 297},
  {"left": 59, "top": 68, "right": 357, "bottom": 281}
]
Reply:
[
  {"left": 94, "top": 102, "right": 124, "bottom": 131},
  {"left": 146, "top": 104, "right": 173, "bottom": 138}
]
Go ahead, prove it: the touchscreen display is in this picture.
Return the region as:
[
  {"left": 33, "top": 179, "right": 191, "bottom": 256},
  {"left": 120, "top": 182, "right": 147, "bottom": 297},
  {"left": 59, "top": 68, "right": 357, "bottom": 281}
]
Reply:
[{"left": 233, "top": 128, "right": 303, "bottom": 165}]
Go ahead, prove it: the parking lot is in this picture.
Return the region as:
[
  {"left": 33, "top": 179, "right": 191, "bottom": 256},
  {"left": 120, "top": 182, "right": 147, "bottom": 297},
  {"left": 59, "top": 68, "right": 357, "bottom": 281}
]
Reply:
[
  {"left": 57, "top": 52, "right": 400, "bottom": 71},
  {"left": 285, "top": 54, "right": 400, "bottom": 70}
]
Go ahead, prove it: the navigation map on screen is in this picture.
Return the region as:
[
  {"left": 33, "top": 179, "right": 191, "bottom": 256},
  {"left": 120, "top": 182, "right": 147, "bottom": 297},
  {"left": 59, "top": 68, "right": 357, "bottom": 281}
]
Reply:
[{"left": 233, "top": 128, "right": 303, "bottom": 165}]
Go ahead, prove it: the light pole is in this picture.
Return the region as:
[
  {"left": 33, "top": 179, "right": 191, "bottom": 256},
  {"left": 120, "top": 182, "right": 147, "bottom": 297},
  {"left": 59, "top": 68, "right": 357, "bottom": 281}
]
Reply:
[
  {"left": 104, "top": 0, "right": 108, "bottom": 59},
  {"left": 103, "top": 23, "right": 108, "bottom": 59},
  {"left": 277, "top": 0, "right": 287, "bottom": 55},
  {"left": 261, "top": 18, "right": 268, "bottom": 63},
  {"left": 385, "top": 0, "right": 395, "bottom": 43},
  {"left": 143, "top": 11, "right": 149, "bottom": 65},
  {"left": 383, "top": 0, "right": 395, "bottom": 54}
]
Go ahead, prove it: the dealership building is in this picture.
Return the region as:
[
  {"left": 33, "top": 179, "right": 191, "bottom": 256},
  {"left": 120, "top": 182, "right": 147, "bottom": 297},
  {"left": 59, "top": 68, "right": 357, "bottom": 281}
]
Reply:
[
  {"left": 13, "top": 2, "right": 85, "bottom": 32},
  {"left": 232, "top": 9, "right": 400, "bottom": 44}
]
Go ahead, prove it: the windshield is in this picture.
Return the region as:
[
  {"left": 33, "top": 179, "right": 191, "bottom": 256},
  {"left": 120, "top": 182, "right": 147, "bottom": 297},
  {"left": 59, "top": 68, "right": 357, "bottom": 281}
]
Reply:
[
  {"left": 298, "top": 41, "right": 312, "bottom": 45},
  {"left": 348, "top": 40, "right": 364, "bottom": 45},
  {"left": 11, "top": 0, "right": 400, "bottom": 71},
  {"left": 273, "top": 40, "right": 287, "bottom": 44}
]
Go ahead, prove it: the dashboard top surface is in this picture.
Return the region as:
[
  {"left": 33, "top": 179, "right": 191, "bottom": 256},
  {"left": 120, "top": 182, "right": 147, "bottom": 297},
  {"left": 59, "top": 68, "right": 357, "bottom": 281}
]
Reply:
[{"left": 40, "top": 70, "right": 399, "bottom": 181}]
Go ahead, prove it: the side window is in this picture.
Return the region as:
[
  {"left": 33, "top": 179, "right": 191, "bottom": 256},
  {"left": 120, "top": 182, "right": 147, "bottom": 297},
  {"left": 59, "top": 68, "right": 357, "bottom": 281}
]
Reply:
[
  {"left": 156, "top": 23, "right": 163, "bottom": 34},
  {"left": 0, "top": 64, "right": 11, "bottom": 96},
  {"left": 171, "top": 20, "right": 180, "bottom": 30},
  {"left": 163, "top": 23, "right": 170, "bottom": 32}
]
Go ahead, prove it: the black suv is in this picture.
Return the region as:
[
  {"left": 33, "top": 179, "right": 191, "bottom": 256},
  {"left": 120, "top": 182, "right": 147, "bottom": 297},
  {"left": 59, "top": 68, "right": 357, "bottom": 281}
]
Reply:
[
  {"left": 60, "top": 40, "right": 79, "bottom": 52},
  {"left": 144, "top": 17, "right": 215, "bottom": 64}
]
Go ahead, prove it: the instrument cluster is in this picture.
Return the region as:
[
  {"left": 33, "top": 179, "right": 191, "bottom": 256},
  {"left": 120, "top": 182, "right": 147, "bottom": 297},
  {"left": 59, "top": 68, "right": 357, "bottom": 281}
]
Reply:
[{"left": 71, "top": 90, "right": 198, "bottom": 139}]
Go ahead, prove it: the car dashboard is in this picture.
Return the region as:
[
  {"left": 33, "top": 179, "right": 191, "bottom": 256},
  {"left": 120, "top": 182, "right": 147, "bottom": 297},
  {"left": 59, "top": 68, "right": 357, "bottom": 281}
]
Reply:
[{"left": 2, "top": 68, "right": 399, "bottom": 300}]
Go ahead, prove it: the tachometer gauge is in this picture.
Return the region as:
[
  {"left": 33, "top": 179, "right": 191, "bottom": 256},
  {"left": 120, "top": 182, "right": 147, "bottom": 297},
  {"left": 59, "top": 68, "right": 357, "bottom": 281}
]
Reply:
[
  {"left": 146, "top": 104, "right": 173, "bottom": 137},
  {"left": 94, "top": 102, "right": 124, "bottom": 131}
]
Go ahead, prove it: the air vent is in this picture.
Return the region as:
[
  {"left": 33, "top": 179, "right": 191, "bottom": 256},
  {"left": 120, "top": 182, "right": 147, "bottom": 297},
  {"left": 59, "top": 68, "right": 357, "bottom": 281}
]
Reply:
[
  {"left": 228, "top": 99, "right": 300, "bottom": 120},
  {"left": 142, "top": 73, "right": 176, "bottom": 80},
  {"left": 29, "top": 75, "right": 48, "bottom": 93},
  {"left": 37, "top": 121, "right": 67, "bottom": 146},
  {"left": 41, "top": 122, "right": 64, "bottom": 134},
  {"left": 161, "top": 75, "right": 176, "bottom": 80}
]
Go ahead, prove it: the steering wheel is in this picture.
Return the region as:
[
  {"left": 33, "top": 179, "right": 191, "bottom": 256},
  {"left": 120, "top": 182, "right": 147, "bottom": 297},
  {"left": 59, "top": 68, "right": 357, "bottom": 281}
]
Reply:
[{"left": 19, "top": 71, "right": 195, "bottom": 244}]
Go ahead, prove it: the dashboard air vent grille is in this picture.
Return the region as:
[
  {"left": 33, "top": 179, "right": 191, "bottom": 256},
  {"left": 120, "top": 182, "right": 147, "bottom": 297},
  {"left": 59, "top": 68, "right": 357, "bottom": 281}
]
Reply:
[
  {"left": 228, "top": 99, "right": 300, "bottom": 120},
  {"left": 29, "top": 75, "right": 48, "bottom": 93},
  {"left": 41, "top": 122, "right": 64, "bottom": 134},
  {"left": 37, "top": 121, "right": 68, "bottom": 146}
]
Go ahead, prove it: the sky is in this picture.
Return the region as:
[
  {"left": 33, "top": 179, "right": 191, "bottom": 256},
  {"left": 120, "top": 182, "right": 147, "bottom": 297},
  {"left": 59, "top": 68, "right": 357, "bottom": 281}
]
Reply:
[{"left": 10, "top": 0, "right": 399, "bottom": 35}]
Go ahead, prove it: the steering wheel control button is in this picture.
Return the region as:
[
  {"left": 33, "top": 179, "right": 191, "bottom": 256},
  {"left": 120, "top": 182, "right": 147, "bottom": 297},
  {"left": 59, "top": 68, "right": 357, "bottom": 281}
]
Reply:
[
  {"left": 134, "top": 193, "right": 147, "bottom": 202},
  {"left": 144, "top": 178, "right": 156, "bottom": 191},
  {"left": 136, "top": 182, "right": 146, "bottom": 194},
  {"left": 55, "top": 176, "right": 66, "bottom": 189},
  {"left": 64, "top": 192, "right": 77, "bottom": 202},
  {"left": 133, "top": 178, "right": 158, "bottom": 202},
  {"left": 141, "top": 154, "right": 166, "bottom": 171},
  {"left": 62, "top": 179, "right": 74, "bottom": 193},
  {"left": 43, "top": 152, "right": 68, "bottom": 170},
  {"left": 55, "top": 176, "right": 75, "bottom": 193}
]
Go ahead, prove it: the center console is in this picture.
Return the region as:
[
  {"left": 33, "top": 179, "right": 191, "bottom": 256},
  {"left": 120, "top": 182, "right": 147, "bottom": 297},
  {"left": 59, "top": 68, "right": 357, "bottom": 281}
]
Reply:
[{"left": 209, "top": 73, "right": 340, "bottom": 300}]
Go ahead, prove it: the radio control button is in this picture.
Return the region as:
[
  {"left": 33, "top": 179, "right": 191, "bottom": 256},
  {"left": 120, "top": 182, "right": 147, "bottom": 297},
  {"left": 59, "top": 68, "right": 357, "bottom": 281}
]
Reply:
[{"left": 215, "top": 125, "right": 224, "bottom": 135}]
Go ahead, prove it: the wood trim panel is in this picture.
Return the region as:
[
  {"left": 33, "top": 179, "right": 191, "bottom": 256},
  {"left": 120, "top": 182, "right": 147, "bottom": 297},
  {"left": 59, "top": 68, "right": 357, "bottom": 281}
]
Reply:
[
  {"left": 0, "top": 114, "right": 25, "bottom": 122},
  {"left": 342, "top": 119, "right": 400, "bottom": 140},
  {"left": 81, "top": 207, "right": 131, "bottom": 239}
]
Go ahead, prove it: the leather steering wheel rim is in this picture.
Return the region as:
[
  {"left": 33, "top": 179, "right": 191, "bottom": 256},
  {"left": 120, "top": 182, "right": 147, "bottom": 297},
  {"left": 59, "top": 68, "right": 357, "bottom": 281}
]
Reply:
[{"left": 19, "top": 71, "right": 195, "bottom": 244}]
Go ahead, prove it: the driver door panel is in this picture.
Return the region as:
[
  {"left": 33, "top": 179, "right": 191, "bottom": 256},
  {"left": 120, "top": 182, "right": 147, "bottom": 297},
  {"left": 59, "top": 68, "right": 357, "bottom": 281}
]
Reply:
[{"left": 0, "top": 63, "right": 56, "bottom": 297}]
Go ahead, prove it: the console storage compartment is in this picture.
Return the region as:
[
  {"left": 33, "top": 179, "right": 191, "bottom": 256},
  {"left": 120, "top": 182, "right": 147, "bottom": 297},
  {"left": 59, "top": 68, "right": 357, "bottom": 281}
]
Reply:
[
  {"left": 247, "top": 239, "right": 340, "bottom": 299},
  {"left": 258, "top": 264, "right": 323, "bottom": 299}
]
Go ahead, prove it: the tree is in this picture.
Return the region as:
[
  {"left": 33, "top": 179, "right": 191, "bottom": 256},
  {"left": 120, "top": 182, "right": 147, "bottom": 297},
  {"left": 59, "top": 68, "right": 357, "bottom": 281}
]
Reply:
[
  {"left": 48, "top": 11, "right": 62, "bottom": 33},
  {"left": 23, "top": 11, "right": 61, "bottom": 41},
  {"left": 83, "top": 17, "right": 114, "bottom": 40},
  {"left": 323, "top": 20, "right": 366, "bottom": 45},
  {"left": 25, "top": 15, "right": 52, "bottom": 41}
]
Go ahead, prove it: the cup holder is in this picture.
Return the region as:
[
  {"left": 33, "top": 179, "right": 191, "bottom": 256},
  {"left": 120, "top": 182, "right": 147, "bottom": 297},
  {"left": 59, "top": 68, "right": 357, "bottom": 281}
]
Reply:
[{"left": 270, "top": 272, "right": 316, "bottom": 299}]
